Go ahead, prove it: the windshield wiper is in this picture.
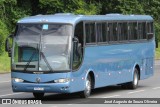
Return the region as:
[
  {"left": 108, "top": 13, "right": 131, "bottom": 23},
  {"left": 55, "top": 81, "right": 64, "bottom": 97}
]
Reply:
[
  {"left": 38, "top": 32, "right": 54, "bottom": 72},
  {"left": 40, "top": 51, "right": 54, "bottom": 72},
  {"left": 24, "top": 50, "right": 37, "bottom": 71}
]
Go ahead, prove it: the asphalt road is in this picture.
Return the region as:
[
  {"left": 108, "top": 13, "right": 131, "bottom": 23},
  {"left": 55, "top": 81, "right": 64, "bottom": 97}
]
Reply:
[{"left": 0, "top": 60, "right": 160, "bottom": 106}]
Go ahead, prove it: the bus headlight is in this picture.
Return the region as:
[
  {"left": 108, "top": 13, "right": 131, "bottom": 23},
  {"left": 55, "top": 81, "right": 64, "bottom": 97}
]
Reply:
[
  {"left": 12, "top": 78, "right": 24, "bottom": 82},
  {"left": 54, "top": 78, "right": 70, "bottom": 83}
]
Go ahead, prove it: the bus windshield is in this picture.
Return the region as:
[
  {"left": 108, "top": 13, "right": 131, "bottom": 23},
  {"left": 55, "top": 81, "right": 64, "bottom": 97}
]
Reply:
[{"left": 12, "top": 24, "right": 72, "bottom": 72}]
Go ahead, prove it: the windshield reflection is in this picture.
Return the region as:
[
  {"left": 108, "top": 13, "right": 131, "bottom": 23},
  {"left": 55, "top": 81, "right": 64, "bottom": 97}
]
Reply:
[{"left": 12, "top": 24, "right": 72, "bottom": 72}]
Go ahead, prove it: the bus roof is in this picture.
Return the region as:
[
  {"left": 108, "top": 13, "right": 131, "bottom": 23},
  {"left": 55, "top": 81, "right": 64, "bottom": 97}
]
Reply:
[{"left": 18, "top": 13, "right": 153, "bottom": 24}]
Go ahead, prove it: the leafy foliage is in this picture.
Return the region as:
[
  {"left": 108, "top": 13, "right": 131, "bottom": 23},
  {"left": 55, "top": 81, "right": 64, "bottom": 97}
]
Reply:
[{"left": 0, "top": 0, "right": 160, "bottom": 55}]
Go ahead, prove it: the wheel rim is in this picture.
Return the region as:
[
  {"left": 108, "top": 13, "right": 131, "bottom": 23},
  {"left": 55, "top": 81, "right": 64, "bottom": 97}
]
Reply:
[
  {"left": 134, "top": 72, "right": 138, "bottom": 86},
  {"left": 85, "top": 78, "right": 91, "bottom": 94}
]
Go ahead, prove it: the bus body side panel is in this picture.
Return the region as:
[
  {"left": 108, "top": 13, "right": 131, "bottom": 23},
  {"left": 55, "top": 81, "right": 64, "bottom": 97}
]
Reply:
[
  {"left": 71, "top": 40, "right": 154, "bottom": 90},
  {"left": 139, "top": 40, "right": 155, "bottom": 80}
]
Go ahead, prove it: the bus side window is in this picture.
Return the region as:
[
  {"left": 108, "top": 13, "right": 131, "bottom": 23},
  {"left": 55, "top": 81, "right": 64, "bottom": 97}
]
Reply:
[
  {"left": 112, "top": 22, "right": 118, "bottom": 41},
  {"left": 118, "top": 23, "right": 122, "bottom": 41},
  {"left": 108, "top": 22, "right": 120, "bottom": 42},
  {"left": 129, "top": 22, "right": 138, "bottom": 40},
  {"left": 146, "top": 22, "right": 154, "bottom": 40},
  {"left": 118, "top": 22, "right": 128, "bottom": 41},
  {"left": 85, "top": 23, "right": 96, "bottom": 44},
  {"left": 108, "top": 23, "right": 113, "bottom": 42},
  {"left": 123, "top": 22, "right": 128, "bottom": 40},
  {"left": 102, "top": 23, "right": 108, "bottom": 42},
  {"left": 138, "top": 22, "right": 143, "bottom": 39},
  {"left": 97, "top": 22, "right": 107, "bottom": 43},
  {"left": 97, "top": 23, "right": 103, "bottom": 42},
  {"left": 133, "top": 22, "right": 138, "bottom": 40},
  {"left": 73, "top": 22, "right": 84, "bottom": 70},
  {"left": 142, "top": 22, "right": 147, "bottom": 39},
  {"left": 128, "top": 22, "right": 131, "bottom": 40},
  {"left": 75, "top": 22, "right": 84, "bottom": 46}
]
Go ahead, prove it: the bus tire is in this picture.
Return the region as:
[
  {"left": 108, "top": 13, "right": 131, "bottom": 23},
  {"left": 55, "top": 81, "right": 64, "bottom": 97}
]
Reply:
[
  {"left": 127, "top": 68, "right": 139, "bottom": 89},
  {"left": 33, "top": 93, "right": 44, "bottom": 99},
  {"left": 79, "top": 75, "right": 92, "bottom": 98}
]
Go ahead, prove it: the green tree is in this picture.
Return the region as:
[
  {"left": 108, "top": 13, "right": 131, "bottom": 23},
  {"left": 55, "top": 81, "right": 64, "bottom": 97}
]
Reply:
[{"left": 117, "top": 0, "right": 144, "bottom": 14}]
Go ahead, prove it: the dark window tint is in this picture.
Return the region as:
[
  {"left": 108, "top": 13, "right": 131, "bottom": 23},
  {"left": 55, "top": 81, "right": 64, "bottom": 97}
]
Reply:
[
  {"left": 74, "top": 22, "right": 84, "bottom": 46},
  {"left": 97, "top": 23, "right": 107, "bottom": 42},
  {"left": 129, "top": 22, "right": 138, "bottom": 40},
  {"left": 138, "top": 22, "right": 146, "bottom": 39},
  {"left": 142, "top": 22, "right": 147, "bottom": 39},
  {"left": 112, "top": 23, "right": 118, "bottom": 41},
  {"left": 147, "top": 22, "right": 153, "bottom": 33},
  {"left": 108, "top": 22, "right": 118, "bottom": 41},
  {"left": 118, "top": 22, "right": 128, "bottom": 41},
  {"left": 73, "top": 22, "right": 84, "bottom": 70},
  {"left": 107, "top": 23, "right": 113, "bottom": 41},
  {"left": 146, "top": 22, "right": 154, "bottom": 40},
  {"left": 85, "top": 23, "right": 96, "bottom": 43}
]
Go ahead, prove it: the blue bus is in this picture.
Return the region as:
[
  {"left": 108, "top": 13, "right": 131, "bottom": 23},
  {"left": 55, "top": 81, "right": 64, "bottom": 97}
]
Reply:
[{"left": 5, "top": 13, "right": 155, "bottom": 98}]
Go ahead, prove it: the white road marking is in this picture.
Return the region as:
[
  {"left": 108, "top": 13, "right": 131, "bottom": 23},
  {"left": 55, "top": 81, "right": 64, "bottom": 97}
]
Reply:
[
  {"left": 0, "top": 81, "right": 10, "bottom": 83},
  {"left": 103, "top": 95, "right": 120, "bottom": 98},
  {"left": 128, "top": 90, "right": 145, "bottom": 94},
  {"left": 0, "top": 92, "right": 24, "bottom": 97},
  {"left": 152, "top": 87, "right": 160, "bottom": 90}
]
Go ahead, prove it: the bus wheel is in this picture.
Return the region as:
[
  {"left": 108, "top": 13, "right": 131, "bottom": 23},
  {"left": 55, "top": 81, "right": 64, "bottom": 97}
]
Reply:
[
  {"left": 33, "top": 93, "right": 44, "bottom": 99},
  {"left": 79, "top": 75, "right": 92, "bottom": 98},
  {"left": 127, "top": 68, "right": 139, "bottom": 89}
]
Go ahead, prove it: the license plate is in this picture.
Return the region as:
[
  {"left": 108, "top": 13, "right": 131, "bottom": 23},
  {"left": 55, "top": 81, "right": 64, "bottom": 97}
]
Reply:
[{"left": 34, "top": 87, "right": 44, "bottom": 91}]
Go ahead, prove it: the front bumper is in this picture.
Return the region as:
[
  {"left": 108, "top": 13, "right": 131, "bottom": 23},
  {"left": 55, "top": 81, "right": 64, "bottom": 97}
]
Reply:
[{"left": 12, "top": 81, "right": 71, "bottom": 93}]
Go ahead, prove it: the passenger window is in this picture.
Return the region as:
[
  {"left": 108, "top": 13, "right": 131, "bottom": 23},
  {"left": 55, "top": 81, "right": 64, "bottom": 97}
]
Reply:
[
  {"left": 107, "top": 23, "right": 113, "bottom": 42},
  {"left": 123, "top": 23, "right": 128, "bottom": 40},
  {"left": 74, "top": 22, "right": 84, "bottom": 46},
  {"left": 129, "top": 22, "right": 138, "bottom": 40},
  {"left": 73, "top": 22, "right": 84, "bottom": 70},
  {"left": 147, "top": 22, "right": 153, "bottom": 33},
  {"left": 85, "top": 23, "right": 96, "bottom": 43},
  {"left": 118, "top": 22, "right": 128, "bottom": 41},
  {"left": 112, "top": 22, "right": 118, "bottom": 41},
  {"left": 142, "top": 22, "right": 147, "bottom": 39},
  {"left": 97, "top": 23, "right": 107, "bottom": 43},
  {"left": 97, "top": 23, "right": 102, "bottom": 42},
  {"left": 102, "top": 23, "right": 107, "bottom": 42},
  {"left": 138, "top": 22, "right": 146, "bottom": 39},
  {"left": 146, "top": 22, "right": 154, "bottom": 40},
  {"left": 108, "top": 22, "right": 118, "bottom": 42}
]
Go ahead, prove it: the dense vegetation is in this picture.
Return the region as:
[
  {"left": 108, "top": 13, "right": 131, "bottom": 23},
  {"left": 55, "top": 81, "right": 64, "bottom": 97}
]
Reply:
[{"left": 0, "top": 0, "right": 160, "bottom": 71}]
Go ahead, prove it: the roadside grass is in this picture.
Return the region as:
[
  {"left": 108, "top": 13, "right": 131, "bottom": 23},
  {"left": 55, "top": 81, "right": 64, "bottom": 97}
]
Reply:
[
  {"left": 0, "top": 53, "right": 10, "bottom": 73},
  {"left": 155, "top": 42, "right": 160, "bottom": 60}
]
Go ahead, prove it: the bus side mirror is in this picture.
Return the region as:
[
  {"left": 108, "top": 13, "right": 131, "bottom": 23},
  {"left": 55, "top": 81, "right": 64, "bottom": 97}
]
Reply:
[
  {"left": 73, "top": 37, "right": 82, "bottom": 61},
  {"left": 5, "top": 34, "right": 13, "bottom": 57},
  {"left": 73, "top": 37, "right": 79, "bottom": 52}
]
